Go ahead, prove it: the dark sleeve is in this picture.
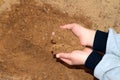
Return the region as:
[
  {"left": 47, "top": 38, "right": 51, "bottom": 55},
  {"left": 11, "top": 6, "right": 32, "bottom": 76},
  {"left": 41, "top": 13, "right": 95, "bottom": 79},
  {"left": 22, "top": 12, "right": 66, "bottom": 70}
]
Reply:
[
  {"left": 93, "top": 30, "right": 108, "bottom": 53},
  {"left": 85, "top": 50, "right": 103, "bottom": 71}
]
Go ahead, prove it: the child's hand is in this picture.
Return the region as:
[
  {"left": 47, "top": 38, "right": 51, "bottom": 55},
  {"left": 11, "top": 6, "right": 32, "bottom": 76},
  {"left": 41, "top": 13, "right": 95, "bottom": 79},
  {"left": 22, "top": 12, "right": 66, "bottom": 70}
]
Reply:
[
  {"left": 60, "top": 23, "right": 96, "bottom": 47},
  {"left": 56, "top": 48, "right": 92, "bottom": 65}
]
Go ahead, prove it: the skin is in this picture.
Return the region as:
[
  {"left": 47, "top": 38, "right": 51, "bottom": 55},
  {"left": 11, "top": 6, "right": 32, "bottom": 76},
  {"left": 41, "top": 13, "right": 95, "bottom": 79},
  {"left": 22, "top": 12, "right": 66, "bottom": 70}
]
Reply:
[{"left": 56, "top": 23, "right": 96, "bottom": 65}]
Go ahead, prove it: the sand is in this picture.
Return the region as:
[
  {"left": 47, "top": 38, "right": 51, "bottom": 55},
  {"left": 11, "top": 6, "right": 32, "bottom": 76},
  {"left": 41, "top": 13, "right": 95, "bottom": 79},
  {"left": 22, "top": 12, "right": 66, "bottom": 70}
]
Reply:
[{"left": 0, "top": 0, "right": 120, "bottom": 80}]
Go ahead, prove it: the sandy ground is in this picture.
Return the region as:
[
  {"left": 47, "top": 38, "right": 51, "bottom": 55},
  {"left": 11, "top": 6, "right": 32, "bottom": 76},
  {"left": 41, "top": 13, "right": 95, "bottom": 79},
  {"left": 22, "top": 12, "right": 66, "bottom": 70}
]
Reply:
[{"left": 0, "top": 0, "right": 120, "bottom": 80}]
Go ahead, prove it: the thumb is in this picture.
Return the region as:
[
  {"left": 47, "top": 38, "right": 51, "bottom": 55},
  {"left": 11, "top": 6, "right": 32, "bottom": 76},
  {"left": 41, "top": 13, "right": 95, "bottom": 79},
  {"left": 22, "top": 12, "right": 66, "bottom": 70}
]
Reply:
[
  {"left": 56, "top": 53, "right": 71, "bottom": 59},
  {"left": 56, "top": 53, "right": 73, "bottom": 65},
  {"left": 60, "top": 24, "right": 74, "bottom": 30}
]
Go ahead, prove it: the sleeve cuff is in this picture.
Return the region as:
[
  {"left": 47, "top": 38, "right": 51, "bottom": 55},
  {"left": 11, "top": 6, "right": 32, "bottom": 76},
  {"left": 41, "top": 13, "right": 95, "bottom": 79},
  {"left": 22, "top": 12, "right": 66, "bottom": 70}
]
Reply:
[
  {"left": 85, "top": 50, "right": 103, "bottom": 71},
  {"left": 93, "top": 30, "right": 108, "bottom": 52}
]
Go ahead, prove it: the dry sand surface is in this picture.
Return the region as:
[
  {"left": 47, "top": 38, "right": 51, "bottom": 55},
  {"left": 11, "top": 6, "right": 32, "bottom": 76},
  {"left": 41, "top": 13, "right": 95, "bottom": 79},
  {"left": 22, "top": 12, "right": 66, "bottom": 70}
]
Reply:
[{"left": 0, "top": 0, "right": 120, "bottom": 80}]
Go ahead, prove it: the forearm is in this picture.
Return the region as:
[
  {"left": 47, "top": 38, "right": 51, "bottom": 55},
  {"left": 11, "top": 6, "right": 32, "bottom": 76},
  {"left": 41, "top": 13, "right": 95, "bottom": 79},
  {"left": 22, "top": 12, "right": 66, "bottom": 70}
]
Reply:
[{"left": 94, "top": 28, "right": 120, "bottom": 80}]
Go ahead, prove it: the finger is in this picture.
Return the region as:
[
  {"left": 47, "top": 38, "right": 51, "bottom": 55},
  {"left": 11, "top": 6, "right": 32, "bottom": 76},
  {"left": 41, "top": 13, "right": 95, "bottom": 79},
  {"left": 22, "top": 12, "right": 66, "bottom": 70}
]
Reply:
[
  {"left": 56, "top": 53, "right": 71, "bottom": 59},
  {"left": 60, "top": 58, "right": 73, "bottom": 65},
  {"left": 60, "top": 24, "right": 74, "bottom": 30}
]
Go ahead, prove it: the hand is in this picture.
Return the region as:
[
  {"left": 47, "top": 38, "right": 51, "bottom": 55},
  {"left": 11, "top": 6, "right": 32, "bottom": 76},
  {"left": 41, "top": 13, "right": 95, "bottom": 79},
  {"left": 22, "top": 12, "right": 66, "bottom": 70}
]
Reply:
[
  {"left": 56, "top": 48, "right": 92, "bottom": 65},
  {"left": 60, "top": 23, "right": 96, "bottom": 47}
]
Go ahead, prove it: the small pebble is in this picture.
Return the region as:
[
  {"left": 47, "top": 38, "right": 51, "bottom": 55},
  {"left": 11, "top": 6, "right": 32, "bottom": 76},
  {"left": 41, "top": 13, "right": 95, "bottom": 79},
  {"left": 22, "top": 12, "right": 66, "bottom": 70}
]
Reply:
[
  {"left": 52, "top": 32, "right": 55, "bottom": 36},
  {"left": 50, "top": 39, "right": 56, "bottom": 44}
]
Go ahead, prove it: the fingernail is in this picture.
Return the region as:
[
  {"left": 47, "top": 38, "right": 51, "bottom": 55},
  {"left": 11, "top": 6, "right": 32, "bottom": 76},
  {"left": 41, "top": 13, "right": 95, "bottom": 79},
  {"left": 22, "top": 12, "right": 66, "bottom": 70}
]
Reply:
[{"left": 56, "top": 54, "right": 60, "bottom": 58}]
